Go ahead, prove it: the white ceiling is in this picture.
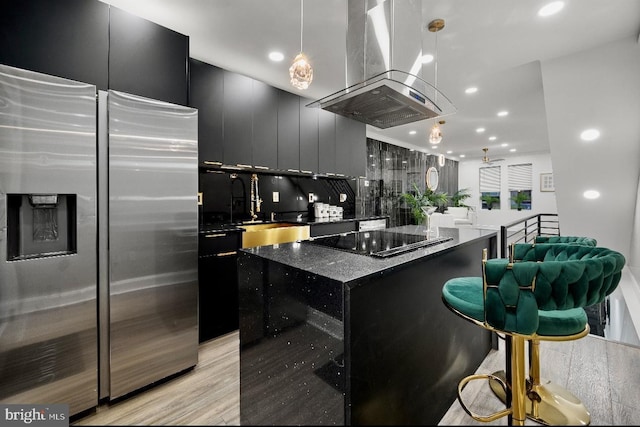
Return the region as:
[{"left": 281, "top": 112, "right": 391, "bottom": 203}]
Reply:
[{"left": 99, "top": 0, "right": 640, "bottom": 161}]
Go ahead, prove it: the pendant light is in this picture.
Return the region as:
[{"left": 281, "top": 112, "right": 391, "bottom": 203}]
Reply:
[
  {"left": 428, "top": 19, "right": 445, "bottom": 145},
  {"left": 289, "top": 0, "right": 313, "bottom": 90}
]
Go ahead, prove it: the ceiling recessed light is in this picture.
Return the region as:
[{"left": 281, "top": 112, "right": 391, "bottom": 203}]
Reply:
[
  {"left": 489, "top": 136, "right": 497, "bottom": 141},
  {"left": 583, "top": 190, "right": 600, "bottom": 199},
  {"left": 421, "top": 54, "right": 434, "bottom": 64},
  {"left": 465, "top": 87, "right": 478, "bottom": 94},
  {"left": 509, "top": 148, "right": 516, "bottom": 152},
  {"left": 409, "top": 130, "right": 417, "bottom": 135},
  {"left": 459, "top": 154, "right": 465, "bottom": 158},
  {"left": 476, "top": 127, "right": 485, "bottom": 133},
  {"left": 497, "top": 111, "right": 509, "bottom": 117},
  {"left": 268, "top": 51, "right": 284, "bottom": 62},
  {"left": 538, "top": 1, "right": 565, "bottom": 17},
  {"left": 501, "top": 143, "right": 508, "bottom": 147},
  {"left": 580, "top": 129, "right": 600, "bottom": 141},
  {"left": 446, "top": 150, "right": 452, "bottom": 154}
]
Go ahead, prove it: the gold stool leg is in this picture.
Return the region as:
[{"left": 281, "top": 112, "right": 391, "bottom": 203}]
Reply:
[
  {"left": 510, "top": 336, "right": 527, "bottom": 426},
  {"left": 489, "top": 339, "right": 591, "bottom": 425}
]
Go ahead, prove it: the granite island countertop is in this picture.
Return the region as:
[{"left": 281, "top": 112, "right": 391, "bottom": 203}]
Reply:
[{"left": 239, "top": 225, "right": 497, "bottom": 284}]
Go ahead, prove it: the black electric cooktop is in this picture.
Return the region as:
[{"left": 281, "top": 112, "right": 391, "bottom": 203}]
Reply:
[{"left": 305, "top": 230, "right": 453, "bottom": 258}]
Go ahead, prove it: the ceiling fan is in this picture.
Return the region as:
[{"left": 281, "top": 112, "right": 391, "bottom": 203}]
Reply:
[{"left": 481, "top": 147, "right": 505, "bottom": 165}]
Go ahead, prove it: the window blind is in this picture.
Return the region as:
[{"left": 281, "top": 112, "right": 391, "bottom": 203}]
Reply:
[
  {"left": 508, "top": 163, "right": 532, "bottom": 191},
  {"left": 479, "top": 166, "right": 501, "bottom": 192}
]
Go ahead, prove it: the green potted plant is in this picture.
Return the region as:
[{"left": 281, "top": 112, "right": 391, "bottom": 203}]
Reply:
[
  {"left": 511, "top": 191, "right": 530, "bottom": 211},
  {"left": 450, "top": 188, "right": 472, "bottom": 209},
  {"left": 425, "top": 188, "right": 449, "bottom": 213},
  {"left": 480, "top": 194, "right": 500, "bottom": 210},
  {"left": 400, "top": 183, "right": 433, "bottom": 224}
]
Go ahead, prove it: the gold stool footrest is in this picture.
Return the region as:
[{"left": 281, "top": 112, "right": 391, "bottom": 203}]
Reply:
[
  {"left": 488, "top": 370, "right": 591, "bottom": 426},
  {"left": 457, "top": 373, "right": 512, "bottom": 423}
]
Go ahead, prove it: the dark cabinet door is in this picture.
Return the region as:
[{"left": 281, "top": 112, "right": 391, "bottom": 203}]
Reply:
[
  {"left": 0, "top": 0, "right": 109, "bottom": 90},
  {"left": 109, "top": 6, "right": 189, "bottom": 106},
  {"left": 223, "top": 71, "right": 253, "bottom": 166},
  {"left": 299, "top": 98, "right": 319, "bottom": 174},
  {"left": 252, "top": 80, "right": 278, "bottom": 169},
  {"left": 336, "top": 115, "right": 366, "bottom": 178},
  {"left": 189, "top": 59, "right": 224, "bottom": 164},
  {"left": 277, "top": 90, "right": 300, "bottom": 172},
  {"left": 318, "top": 109, "right": 336, "bottom": 175},
  {"left": 198, "top": 253, "right": 239, "bottom": 342}
]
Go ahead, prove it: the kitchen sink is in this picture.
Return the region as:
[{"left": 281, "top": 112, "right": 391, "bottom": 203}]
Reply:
[{"left": 241, "top": 222, "right": 310, "bottom": 248}]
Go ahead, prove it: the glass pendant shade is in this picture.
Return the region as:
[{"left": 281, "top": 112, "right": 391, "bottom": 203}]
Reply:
[
  {"left": 289, "top": 53, "right": 313, "bottom": 90},
  {"left": 429, "top": 123, "right": 443, "bottom": 144}
]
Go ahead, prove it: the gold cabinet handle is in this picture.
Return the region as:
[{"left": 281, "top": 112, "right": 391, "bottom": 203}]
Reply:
[
  {"left": 216, "top": 251, "right": 237, "bottom": 257},
  {"left": 205, "top": 233, "right": 226, "bottom": 238}
]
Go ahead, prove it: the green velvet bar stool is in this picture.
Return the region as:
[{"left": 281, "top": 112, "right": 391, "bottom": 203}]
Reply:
[
  {"left": 441, "top": 243, "right": 625, "bottom": 426},
  {"left": 534, "top": 235, "right": 597, "bottom": 246}
]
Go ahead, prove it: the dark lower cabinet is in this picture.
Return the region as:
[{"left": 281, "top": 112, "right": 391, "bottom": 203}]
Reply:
[{"left": 198, "top": 231, "right": 242, "bottom": 343}]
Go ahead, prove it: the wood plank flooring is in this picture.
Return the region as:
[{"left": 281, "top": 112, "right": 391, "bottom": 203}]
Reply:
[{"left": 72, "top": 330, "right": 640, "bottom": 426}]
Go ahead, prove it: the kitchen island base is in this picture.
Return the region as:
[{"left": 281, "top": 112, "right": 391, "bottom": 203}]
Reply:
[{"left": 239, "top": 227, "right": 497, "bottom": 425}]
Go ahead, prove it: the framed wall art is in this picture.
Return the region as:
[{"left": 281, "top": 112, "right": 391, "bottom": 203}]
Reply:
[{"left": 540, "top": 173, "right": 555, "bottom": 192}]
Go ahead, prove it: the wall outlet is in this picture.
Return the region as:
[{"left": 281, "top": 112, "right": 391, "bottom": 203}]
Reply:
[
  {"left": 272, "top": 191, "right": 279, "bottom": 202},
  {"left": 308, "top": 193, "right": 315, "bottom": 203},
  {"left": 339, "top": 193, "right": 347, "bottom": 203}
]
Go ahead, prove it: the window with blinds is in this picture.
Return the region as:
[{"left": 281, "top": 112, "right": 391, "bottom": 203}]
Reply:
[
  {"left": 508, "top": 163, "right": 532, "bottom": 210},
  {"left": 479, "top": 166, "right": 501, "bottom": 210}
]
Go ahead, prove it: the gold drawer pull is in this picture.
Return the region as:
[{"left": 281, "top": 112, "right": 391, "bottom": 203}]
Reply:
[
  {"left": 205, "top": 233, "right": 226, "bottom": 238},
  {"left": 216, "top": 251, "right": 237, "bottom": 257}
]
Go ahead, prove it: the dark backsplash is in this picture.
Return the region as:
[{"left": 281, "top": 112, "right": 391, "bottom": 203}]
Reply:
[{"left": 199, "top": 170, "right": 357, "bottom": 225}]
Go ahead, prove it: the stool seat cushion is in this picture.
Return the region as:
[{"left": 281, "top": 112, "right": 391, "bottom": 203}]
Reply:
[{"left": 443, "top": 277, "right": 589, "bottom": 337}]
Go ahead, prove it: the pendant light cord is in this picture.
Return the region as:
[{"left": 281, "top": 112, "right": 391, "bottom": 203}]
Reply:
[{"left": 300, "top": 0, "right": 304, "bottom": 54}]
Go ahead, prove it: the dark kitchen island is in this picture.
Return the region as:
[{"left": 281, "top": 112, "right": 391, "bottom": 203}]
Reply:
[{"left": 238, "top": 225, "right": 498, "bottom": 425}]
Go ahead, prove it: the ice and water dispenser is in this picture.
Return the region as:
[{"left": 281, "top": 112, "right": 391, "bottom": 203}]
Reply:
[{"left": 6, "top": 193, "right": 77, "bottom": 261}]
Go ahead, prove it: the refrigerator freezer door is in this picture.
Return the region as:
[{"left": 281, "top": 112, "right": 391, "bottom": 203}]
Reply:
[
  {"left": 0, "top": 64, "right": 98, "bottom": 415},
  {"left": 107, "top": 90, "right": 198, "bottom": 399}
]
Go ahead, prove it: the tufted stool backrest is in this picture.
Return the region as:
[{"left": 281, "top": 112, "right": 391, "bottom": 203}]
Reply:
[
  {"left": 482, "top": 243, "right": 626, "bottom": 336},
  {"left": 534, "top": 236, "right": 597, "bottom": 246}
]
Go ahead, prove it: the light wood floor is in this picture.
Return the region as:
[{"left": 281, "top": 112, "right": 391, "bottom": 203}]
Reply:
[{"left": 72, "top": 330, "right": 640, "bottom": 426}]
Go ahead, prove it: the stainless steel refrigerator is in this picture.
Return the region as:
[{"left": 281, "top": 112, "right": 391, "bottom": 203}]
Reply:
[{"left": 0, "top": 64, "right": 198, "bottom": 415}]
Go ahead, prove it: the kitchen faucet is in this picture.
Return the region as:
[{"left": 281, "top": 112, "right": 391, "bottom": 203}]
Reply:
[{"left": 250, "top": 174, "right": 262, "bottom": 222}]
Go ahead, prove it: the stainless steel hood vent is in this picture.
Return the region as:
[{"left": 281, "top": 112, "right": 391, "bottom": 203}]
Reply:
[{"left": 307, "top": 0, "right": 456, "bottom": 129}]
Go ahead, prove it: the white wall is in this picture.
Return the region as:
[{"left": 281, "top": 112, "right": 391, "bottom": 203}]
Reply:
[
  {"left": 458, "top": 152, "right": 557, "bottom": 228},
  {"left": 540, "top": 36, "right": 640, "bottom": 260}
]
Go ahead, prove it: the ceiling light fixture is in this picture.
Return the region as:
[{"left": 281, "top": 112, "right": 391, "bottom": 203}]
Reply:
[
  {"left": 289, "top": 0, "right": 313, "bottom": 90},
  {"left": 269, "top": 51, "right": 284, "bottom": 62},
  {"left": 497, "top": 110, "right": 509, "bottom": 117},
  {"left": 583, "top": 190, "right": 600, "bottom": 199},
  {"left": 429, "top": 120, "right": 445, "bottom": 145},
  {"left": 538, "top": 1, "right": 565, "bottom": 17},
  {"left": 489, "top": 136, "right": 497, "bottom": 141},
  {"left": 428, "top": 18, "right": 446, "bottom": 145},
  {"left": 580, "top": 129, "right": 600, "bottom": 141},
  {"left": 465, "top": 87, "right": 478, "bottom": 94},
  {"left": 476, "top": 127, "right": 485, "bottom": 133}
]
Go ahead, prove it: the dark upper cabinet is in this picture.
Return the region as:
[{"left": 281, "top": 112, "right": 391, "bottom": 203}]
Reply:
[
  {"left": 252, "top": 80, "right": 278, "bottom": 169},
  {"left": 299, "top": 98, "right": 319, "bottom": 174},
  {"left": 189, "top": 59, "right": 224, "bottom": 164},
  {"left": 0, "top": 0, "right": 109, "bottom": 89},
  {"left": 336, "top": 115, "right": 366, "bottom": 178},
  {"left": 277, "top": 90, "right": 300, "bottom": 172},
  {"left": 223, "top": 71, "right": 254, "bottom": 166},
  {"left": 109, "top": 6, "right": 189, "bottom": 106},
  {"left": 318, "top": 109, "right": 337, "bottom": 175}
]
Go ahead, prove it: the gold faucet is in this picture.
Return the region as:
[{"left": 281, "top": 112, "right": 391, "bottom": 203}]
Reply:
[{"left": 250, "top": 174, "right": 262, "bottom": 222}]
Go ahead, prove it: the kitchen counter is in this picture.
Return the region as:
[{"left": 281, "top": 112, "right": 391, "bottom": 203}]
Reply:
[
  {"left": 238, "top": 225, "right": 498, "bottom": 425},
  {"left": 198, "top": 215, "right": 388, "bottom": 234}
]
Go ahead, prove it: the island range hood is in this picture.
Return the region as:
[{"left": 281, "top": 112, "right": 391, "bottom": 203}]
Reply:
[{"left": 308, "top": 0, "right": 456, "bottom": 129}]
